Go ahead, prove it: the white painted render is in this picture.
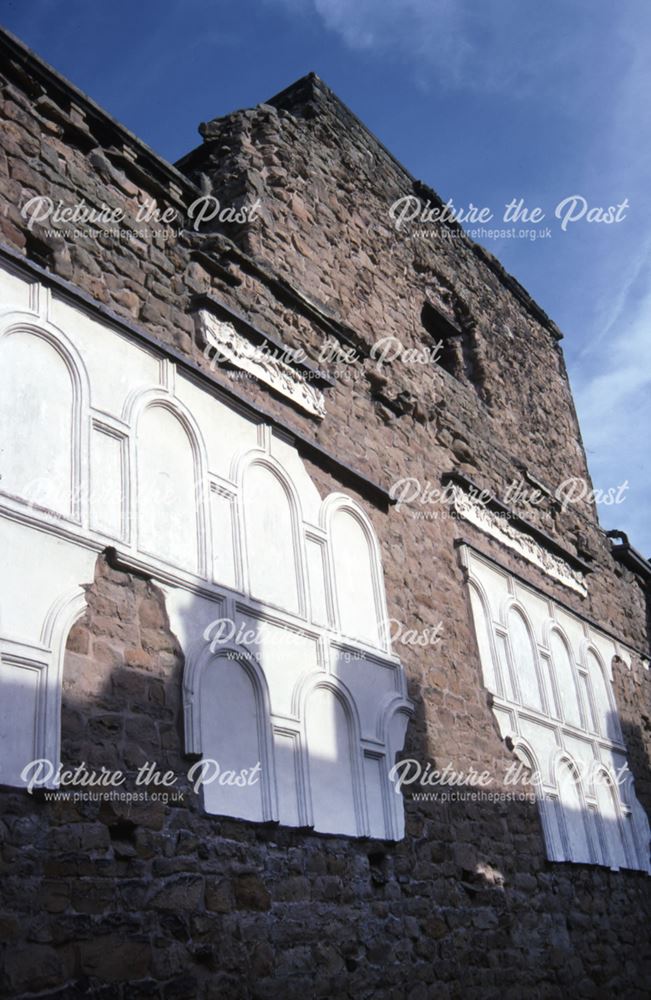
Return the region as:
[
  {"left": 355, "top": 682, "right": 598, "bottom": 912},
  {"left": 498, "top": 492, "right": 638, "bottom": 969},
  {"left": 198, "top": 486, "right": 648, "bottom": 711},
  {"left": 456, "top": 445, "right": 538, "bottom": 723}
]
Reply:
[
  {"left": 462, "top": 544, "right": 651, "bottom": 873},
  {"left": 0, "top": 263, "right": 412, "bottom": 839}
]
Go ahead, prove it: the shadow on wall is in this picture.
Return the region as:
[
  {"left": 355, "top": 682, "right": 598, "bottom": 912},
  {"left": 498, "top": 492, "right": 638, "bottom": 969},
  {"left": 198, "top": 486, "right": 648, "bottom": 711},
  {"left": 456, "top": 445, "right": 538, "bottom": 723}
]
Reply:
[
  {"left": 1, "top": 552, "right": 651, "bottom": 998},
  {"left": 613, "top": 649, "right": 651, "bottom": 829},
  {"left": 620, "top": 717, "right": 651, "bottom": 819},
  {"left": 611, "top": 643, "right": 651, "bottom": 854}
]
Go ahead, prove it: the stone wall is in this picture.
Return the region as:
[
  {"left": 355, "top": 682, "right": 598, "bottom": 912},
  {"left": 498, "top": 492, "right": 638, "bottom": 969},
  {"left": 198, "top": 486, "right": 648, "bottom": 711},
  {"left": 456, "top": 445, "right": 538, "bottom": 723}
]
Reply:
[
  {"left": 0, "top": 28, "right": 650, "bottom": 999},
  {"left": 0, "top": 552, "right": 649, "bottom": 999}
]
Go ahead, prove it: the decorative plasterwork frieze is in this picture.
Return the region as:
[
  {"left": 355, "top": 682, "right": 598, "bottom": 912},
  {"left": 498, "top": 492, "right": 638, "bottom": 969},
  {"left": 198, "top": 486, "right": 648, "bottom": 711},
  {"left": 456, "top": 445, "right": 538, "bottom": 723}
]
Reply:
[
  {"left": 195, "top": 308, "right": 326, "bottom": 419},
  {"left": 450, "top": 482, "right": 587, "bottom": 596}
]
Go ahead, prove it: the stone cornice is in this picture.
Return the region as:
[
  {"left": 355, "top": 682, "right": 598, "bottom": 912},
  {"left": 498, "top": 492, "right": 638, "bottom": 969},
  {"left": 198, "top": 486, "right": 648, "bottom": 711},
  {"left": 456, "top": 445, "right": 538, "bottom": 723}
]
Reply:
[{"left": 0, "top": 27, "right": 199, "bottom": 209}]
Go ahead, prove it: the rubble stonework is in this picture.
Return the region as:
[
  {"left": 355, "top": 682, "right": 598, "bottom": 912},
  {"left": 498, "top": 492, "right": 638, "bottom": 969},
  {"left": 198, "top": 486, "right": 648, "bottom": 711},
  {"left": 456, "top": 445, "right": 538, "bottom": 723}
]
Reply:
[{"left": 0, "top": 28, "right": 650, "bottom": 999}]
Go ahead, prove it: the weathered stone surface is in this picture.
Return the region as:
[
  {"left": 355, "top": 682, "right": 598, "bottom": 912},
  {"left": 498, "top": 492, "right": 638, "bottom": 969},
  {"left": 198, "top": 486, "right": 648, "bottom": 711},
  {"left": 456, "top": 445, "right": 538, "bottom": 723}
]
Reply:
[{"left": 0, "top": 29, "right": 650, "bottom": 1000}]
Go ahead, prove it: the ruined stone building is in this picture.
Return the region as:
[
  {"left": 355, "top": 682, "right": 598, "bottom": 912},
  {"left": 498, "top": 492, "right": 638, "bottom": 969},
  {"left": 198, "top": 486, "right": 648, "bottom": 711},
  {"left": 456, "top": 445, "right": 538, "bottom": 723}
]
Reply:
[{"left": 0, "top": 24, "right": 650, "bottom": 1000}]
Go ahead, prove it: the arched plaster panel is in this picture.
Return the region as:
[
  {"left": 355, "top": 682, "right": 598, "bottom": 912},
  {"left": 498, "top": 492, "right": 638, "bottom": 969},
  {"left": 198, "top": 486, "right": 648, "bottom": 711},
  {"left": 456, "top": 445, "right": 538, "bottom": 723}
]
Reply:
[
  {"left": 0, "top": 327, "right": 77, "bottom": 517},
  {"left": 507, "top": 606, "right": 544, "bottom": 712},
  {"left": 136, "top": 403, "right": 202, "bottom": 572},
  {"left": 305, "top": 683, "right": 360, "bottom": 836},
  {"left": 325, "top": 497, "right": 386, "bottom": 650},
  {"left": 198, "top": 652, "right": 271, "bottom": 823},
  {"left": 557, "top": 758, "right": 593, "bottom": 864},
  {"left": 549, "top": 628, "right": 582, "bottom": 728},
  {"left": 0, "top": 268, "right": 413, "bottom": 840},
  {"left": 241, "top": 459, "right": 303, "bottom": 615},
  {"left": 462, "top": 545, "right": 650, "bottom": 873}
]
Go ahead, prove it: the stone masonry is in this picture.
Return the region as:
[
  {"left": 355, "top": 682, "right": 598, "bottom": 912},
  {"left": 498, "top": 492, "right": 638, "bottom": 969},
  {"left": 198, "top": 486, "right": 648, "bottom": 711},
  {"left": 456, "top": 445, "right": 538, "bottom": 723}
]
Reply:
[{"left": 0, "top": 28, "right": 650, "bottom": 1000}]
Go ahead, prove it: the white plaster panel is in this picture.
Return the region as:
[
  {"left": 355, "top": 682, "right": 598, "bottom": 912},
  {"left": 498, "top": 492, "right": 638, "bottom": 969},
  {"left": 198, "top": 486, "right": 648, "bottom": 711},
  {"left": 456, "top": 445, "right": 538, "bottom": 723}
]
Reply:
[
  {"left": 199, "top": 653, "right": 266, "bottom": 822},
  {"left": 0, "top": 266, "right": 34, "bottom": 310},
  {"left": 90, "top": 425, "right": 124, "bottom": 539},
  {"left": 0, "top": 329, "right": 74, "bottom": 517},
  {"left": 549, "top": 630, "right": 582, "bottom": 728},
  {"left": 234, "top": 611, "right": 319, "bottom": 717},
  {"left": 331, "top": 648, "right": 398, "bottom": 740},
  {"left": 243, "top": 462, "right": 300, "bottom": 614},
  {"left": 514, "top": 585, "right": 549, "bottom": 642},
  {"left": 599, "top": 747, "right": 630, "bottom": 792},
  {"left": 161, "top": 589, "right": 228, "bottom": 667},
  {"left": 364, "top": 754, "right": 387, "bottom": 839},
  {"left": 469, "top": 585, "right": 498, "bottom": 693},
  {"left": 0, "top": 657, "right": 41, "bottom": 787},
  {"left": 594, "top": 779, "right": 629, "bottom": 870},
  {"left": 508, "top": 608, "right": 543, "bottom": 711},
  {"left": 270, "top": 434, "right": 322, "bottom": 523},
  {"left": 387, "top": 709, "right": 410, "bottom": 840},
  {"left": 330, "top": 507, "right": 380, "bottom": 647},
  {"left": 306, "top": 685, "right": 358, "bottom": 836},
  {"left": 0, "top": 519, "right": 93, "bottom": 642},
  {"left": 306, "top": 537, "right": 329, "bottom": 627},
  {"left": 557, "top": 759, "right": 592, "bottom": 863},
  {"left": 542, "top": 795, "right": 566, "bottom": 862},
  {"left": 563, "top": 734, "right": 597, "bottom": 774},
  {"left": 175, "top": 372, "right": 259, "bottom": 479},
  {"left": 469, "top": 557, "right": 510, "bottom": 620},
  {"left": 554, "top": 607, "right": 586, "bottom": 654},
  {"left": 587, "top": 650, "right": 619, "bottom": 740},
  {"left": 518, "top": 719, "right": 559, "bottom": 785},
  {"left": 495, "top": 632, "right": 516, "bottom": 702},
  {"left": 586, "top": 630, "right": 617, "bottom": 680},
  {"left": 463, "top": 545, "right": 650, "bottom": 873},
  {"left": 50, "top": 297, "right": 160, "bottom": 416},
  {"left": 210, "top": 489, "right": 237, "bottom": 589},
  {"left": 493, "top": 706, "right": 516, "bottom": 741},
  {"left": 0, "top": 522, "right": 97, "bottom": 788},
  {"left": 0, "top": 269, "right": 413, "bottom": 841},
  {"left": 273, "top": 730, "right": 301, "bottom": 827},
  {"left": 137, "top": 404, "right": 200, "bottom": 572}
]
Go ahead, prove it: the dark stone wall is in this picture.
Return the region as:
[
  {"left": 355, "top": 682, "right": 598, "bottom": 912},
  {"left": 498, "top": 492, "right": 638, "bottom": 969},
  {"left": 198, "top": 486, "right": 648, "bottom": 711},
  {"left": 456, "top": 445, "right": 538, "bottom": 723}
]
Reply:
[
  {"left": 0, "top": 33, "right": 650, "bottom": 999},
  {"left": 1, "top": 554, "right": 649, "bottom": 999}
]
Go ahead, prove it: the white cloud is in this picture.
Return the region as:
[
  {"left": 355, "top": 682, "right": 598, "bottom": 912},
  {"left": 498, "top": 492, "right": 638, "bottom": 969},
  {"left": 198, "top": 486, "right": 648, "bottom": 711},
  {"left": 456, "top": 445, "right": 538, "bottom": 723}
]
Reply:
[
  {"left": 572, "top": 253, "right": 651, "bottom": 554},
  {"left": 271, "top": 0, "right": 638, "bottom": 99}
]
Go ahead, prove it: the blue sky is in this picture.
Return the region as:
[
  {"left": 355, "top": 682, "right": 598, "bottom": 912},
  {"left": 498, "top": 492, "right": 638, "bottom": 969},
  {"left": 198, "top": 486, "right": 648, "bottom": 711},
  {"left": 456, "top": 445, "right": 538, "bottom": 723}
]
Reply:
[{"left": 3, "top": 0, "right": 650, "bottom": 554}]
